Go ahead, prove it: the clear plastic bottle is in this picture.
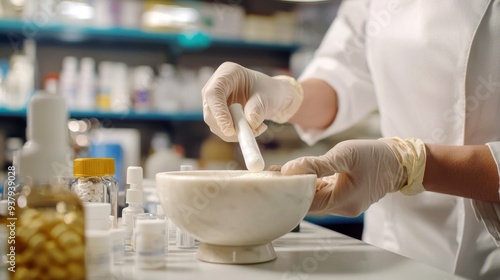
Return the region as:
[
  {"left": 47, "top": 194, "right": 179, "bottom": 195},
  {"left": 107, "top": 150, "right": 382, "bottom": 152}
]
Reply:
[
  {"left": 122, "top": 166, "right": 145, "bottom": 251},
  {"left": 70, "top": 158, "right": 118, "bottom": 228}
]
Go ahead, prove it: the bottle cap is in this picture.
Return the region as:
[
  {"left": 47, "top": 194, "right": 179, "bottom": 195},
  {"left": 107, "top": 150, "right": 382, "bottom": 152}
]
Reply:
[
  {"left": 0, "top": 200, "right": 8, "bottom": 216},
  {"left": 125, "top": 189, "right": 143, "bottom": 204},
  {"left": 127, "top": 166, "right": 143, "bottom": 185},
  {"left": 84, "top": 203, "right": 112, "bottom": 230},
  {"left": 74, "top": 158, "right": 115, "bottom": 177},
  {"left": 136, "top": 219, "right": 165, "bottom": 234}
]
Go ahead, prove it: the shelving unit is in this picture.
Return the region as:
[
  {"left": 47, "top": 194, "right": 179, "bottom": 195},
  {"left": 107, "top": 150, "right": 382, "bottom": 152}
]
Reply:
[
  {"left": 0, "top": 107, "right": 203, "bottom": 121},
  {"left": 0, "top": 18, "right": 300, "bottom": 122},
  {"left": 0, "top": 18, "right": 299, "bottom": 54}
]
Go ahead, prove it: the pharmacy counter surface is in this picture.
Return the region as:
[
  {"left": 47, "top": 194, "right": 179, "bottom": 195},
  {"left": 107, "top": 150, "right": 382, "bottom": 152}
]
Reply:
[{"left": 111, "top": 221, "right": 464, "bottom": 280}]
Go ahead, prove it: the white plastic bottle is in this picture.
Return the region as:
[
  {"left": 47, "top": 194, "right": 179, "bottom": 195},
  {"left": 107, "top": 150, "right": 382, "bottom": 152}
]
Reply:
[
  {"left": 144, "top": 133, "right": 183, "bottom": 180},
  {"left": 153, "top": 64, "right": 180, "bottom": 113},
  {"left": 135, "top": 219, "right": 166, "bottom": 269},
  {"left": 97, "top": 61, "right": 113, "bottom": 111},
  {"left": 122, "top": 166, "right": 145, "bottom": 251},
  {"left": 5, "top": 54, "right": 34, "bottom": 109},
  {"left": 18, "top": 91, "right": 73, "bottom": 184},
  {"left": 85, "top": 230, "right": 112, "bottom": 279},
  {"left": 59, "top": 56, "right": 78, "bottom": 109},
  {"left": 77, "top": 57, "right": 96, "bottom": 110},
  {"left": 111, "top": 62, "right": 130, "bottom": 112},
  {"left": 132, "top": 66, "right": 153, "bottom": 112}
]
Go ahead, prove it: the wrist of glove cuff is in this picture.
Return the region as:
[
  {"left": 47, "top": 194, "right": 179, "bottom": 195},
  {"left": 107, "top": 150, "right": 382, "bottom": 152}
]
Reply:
[
  {"left": 269, "top": 75, "right": 304, "bottom": 124},
  {"left": 384, "top": 137, "right": 427, "bottom": 196}
]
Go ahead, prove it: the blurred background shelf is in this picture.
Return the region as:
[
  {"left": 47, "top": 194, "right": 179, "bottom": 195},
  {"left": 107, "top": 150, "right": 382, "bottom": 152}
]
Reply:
[
  {"left": 0, "top": 19, "right": 300, "bottom": 54},
  {"left": 0, "top": 107, "right": 203, "bottom": 121}
]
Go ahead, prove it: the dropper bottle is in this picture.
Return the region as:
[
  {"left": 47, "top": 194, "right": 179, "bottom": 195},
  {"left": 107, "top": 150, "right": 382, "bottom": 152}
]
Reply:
[{"left": 122, "top": 166, "right": 145, "bottom": 251}]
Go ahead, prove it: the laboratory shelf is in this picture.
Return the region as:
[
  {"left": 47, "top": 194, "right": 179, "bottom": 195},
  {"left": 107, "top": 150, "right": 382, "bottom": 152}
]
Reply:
[
  {"left": 70, "top": 110, "right": 203, "bottom": 121},
  {"left": 0, "top": 107, "right": 203, "bottom": 121},
  {"left": 0, "top": 18, "right": 300, "bottom": 53}
]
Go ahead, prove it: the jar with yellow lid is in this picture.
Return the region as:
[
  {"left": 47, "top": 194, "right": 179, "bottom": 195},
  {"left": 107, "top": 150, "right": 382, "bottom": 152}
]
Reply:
[{"left": 70, "top": 158, "right": 118, "bottom": 228}]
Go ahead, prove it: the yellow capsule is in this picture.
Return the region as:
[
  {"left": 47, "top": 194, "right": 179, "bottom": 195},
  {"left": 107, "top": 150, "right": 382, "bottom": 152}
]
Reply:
[
  {"left": 67, "top": 243, "right": 85, "bottom": 261},
  {"left": 50, "top": 223, "right": 68, "bottom": 239},
  {"left": 28, "top": 233, "right": 47, "bottom": 251},
  {"left": 19, "top": 209, "right": 39, "bottom": 224},
  {"left": 16, "top": 220, "right": 43, "bottom": 241},
  {"left": 48, "top": 266, "right": 68, "bottom": 280},
  {"left": 63, "top": 211, "right": 80, "bottom": 224},
  {"left": 12, "top": 266, "right": 30, "bottom": 280},
  {"left": 47, "top": 246, "right": 66, "bottom": 264},
  {"left": 67, "top": 262, "right": 86, "bottom": 279},
  {"left": 59, "top": 230, "right": 81, "bottom": 247},
  {"left": 26, "top": 267, "right": 41, "bottom": 280}
]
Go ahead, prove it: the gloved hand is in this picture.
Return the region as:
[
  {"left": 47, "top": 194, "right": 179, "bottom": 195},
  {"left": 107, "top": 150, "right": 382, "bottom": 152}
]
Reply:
[
  {"left": 202, "top": 62, "right": 303, "bottom": 142},
  {"left": 281, "top": 137, "right": 426, "bottom": 217}
]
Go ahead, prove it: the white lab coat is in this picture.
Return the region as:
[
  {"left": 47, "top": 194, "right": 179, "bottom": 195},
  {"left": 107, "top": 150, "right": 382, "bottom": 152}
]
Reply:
[{"left": 297, "top": 0, "right": 500, "bottom": 278}]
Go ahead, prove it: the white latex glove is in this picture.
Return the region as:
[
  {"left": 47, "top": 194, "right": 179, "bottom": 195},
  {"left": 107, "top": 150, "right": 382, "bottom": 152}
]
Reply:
[
  {"left": 281, "top": 138, "right": 426, "bottom": 217},
  {"left": 202, "top": 62, "right": 303, "bottom": 142}
]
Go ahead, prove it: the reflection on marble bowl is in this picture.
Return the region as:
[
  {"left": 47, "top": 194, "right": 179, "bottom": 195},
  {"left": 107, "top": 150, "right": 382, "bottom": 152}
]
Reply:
[{"left": 156, "top": 170, "right": 316, "bottom": 264}]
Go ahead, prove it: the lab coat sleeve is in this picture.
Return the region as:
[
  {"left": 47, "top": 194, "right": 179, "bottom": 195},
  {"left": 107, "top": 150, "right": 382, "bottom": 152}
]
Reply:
[
  {"left": 295, "top": 0, "right": 378, "bottom": 146},
  {"left": 471, "top": 142, "right": 500, "bottom": 246}
]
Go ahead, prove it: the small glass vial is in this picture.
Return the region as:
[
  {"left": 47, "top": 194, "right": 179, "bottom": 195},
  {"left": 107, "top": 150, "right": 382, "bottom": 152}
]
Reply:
[
  {"left": 132, "top": 213, "right": 157, "bottom": 251},
  {"left": 71, "top": 158, "right": 118, "bottom": 228},
  {"left": 135, "top": 219, "right": 166, "bottom": 269}
]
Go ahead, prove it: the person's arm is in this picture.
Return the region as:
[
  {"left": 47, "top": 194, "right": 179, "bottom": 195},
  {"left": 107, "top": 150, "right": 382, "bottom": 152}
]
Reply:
[
  {"left": 289, "top": 79, "right": 338, "bottom": 130},
  {"left": 424, "top": 144, "right": 500, "bottom": 202}
]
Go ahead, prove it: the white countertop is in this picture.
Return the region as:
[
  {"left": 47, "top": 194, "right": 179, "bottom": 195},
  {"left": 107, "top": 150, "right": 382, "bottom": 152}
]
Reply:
[{"left": 112, "top": 221, "right": 464, "bottom": 280}]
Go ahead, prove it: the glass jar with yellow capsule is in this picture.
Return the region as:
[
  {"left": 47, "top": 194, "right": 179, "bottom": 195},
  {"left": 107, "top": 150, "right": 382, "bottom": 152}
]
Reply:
[{"left": 12, "top": 178, "right": 85, "bottom": 280}]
